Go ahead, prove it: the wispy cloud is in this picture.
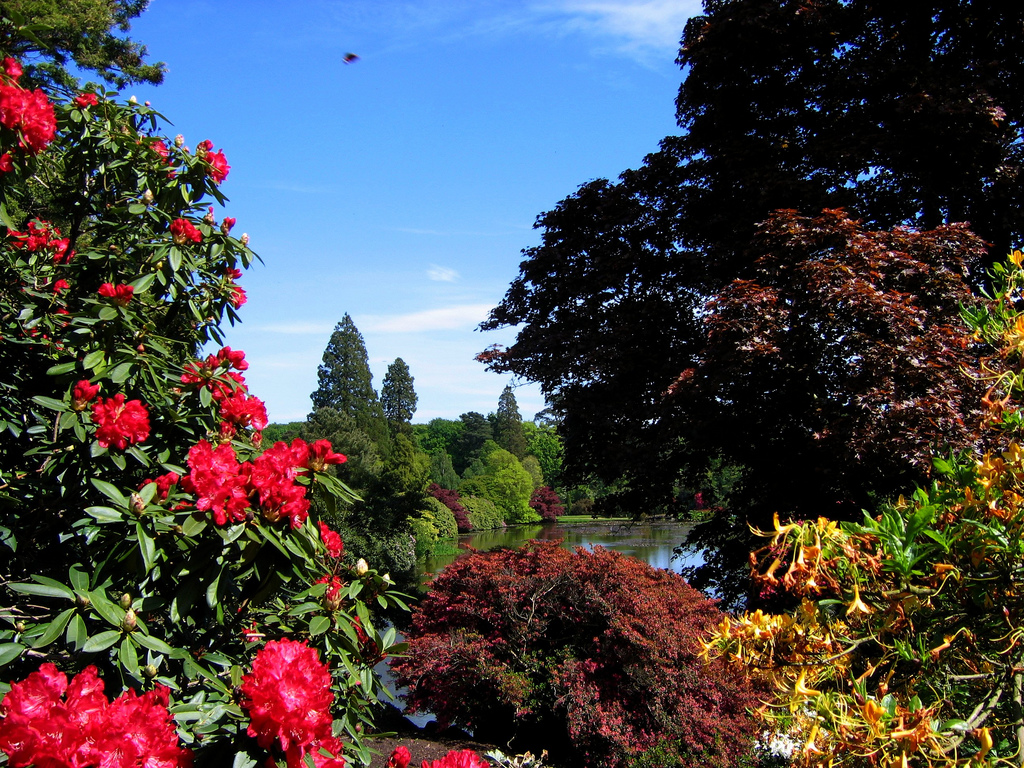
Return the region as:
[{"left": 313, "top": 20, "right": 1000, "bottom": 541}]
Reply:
[
  {"left": 359, "top": 304, "right": 493, "bottom": 333},
  {"left": 536, "top": 0, "right": 700, "bottom": 55},
  {"left": 428, "top": 265, "right": 460, "bottom": 282}
]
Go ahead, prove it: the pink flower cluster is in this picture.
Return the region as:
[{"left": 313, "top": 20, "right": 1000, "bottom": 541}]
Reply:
[
  {"left": 180, "top": 347, "right": 268, "bottom": 435},
  {"left": 169, "top": 218, "right": 201, "bottom": 246},
  {"left": 98, "top": 282, "right": 134, "bottom": 306},
  {"left": 0, "top": 664, "right": 192, "bottom": 768},
  {"left": 196, "top": 139, "right": 230, "bottom": 184},
  {"left": 92, "top": 393, "right": 151, "bottom": 450},
  {"left": 8, "top": 219, "right": 73, "bottom": 263},
  {"left": 182, "top": 437, "right": 343, "bottom": 528},
  {"left": 241, "top": 639, "right": 345, "bottom": 768},
  {"left": 0, "top": 58, "right": 56, "bottom": 168},
  {"left": 418, "top": 750, "right": 487, "bottom": 768}
]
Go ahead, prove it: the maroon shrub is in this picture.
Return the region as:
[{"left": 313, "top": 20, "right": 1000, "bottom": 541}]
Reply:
[
  {"left": 391, "top": 540, "right": 761, "bottom": 768},
  {"left": 529, "top": 485, "right": 564, "bottom": 521},
  {"left": 428, "top": 482, "right": 472, "bottom": 532}
]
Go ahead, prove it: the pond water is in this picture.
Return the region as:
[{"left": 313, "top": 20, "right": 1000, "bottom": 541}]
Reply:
[{"left": 419, "top": 518, "right": 700, "bottom": 582}]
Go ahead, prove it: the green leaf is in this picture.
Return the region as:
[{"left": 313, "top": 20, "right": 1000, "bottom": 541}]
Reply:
[
  {"left": 31, "top": 396, "right": 68, "bottom": 412},
  {"left": 205, "top": 567, "right": 223, "bottom": 609},
  {"left": 128, "top": 203, "right": 148, "bottom": 214},
  {"left": 168, "top": 246, "right": 182, "bottom": 272},
  {"left": 0, "top": 643, "right": 26, "bottom": 667},
  {"left": 134, "top": 633, "right": 174, "bottom": 655},
  {"left": 32, "top": 608, "right": 76, "bottom": 648},
  {"left": 109, "top": 362, "right": 133, "bottom": 384},
  {"left": 308, "top": 616, "right": 331, "bottom": 636},
  {"left": 82, "top": 630, "right": 121, "bottom": 653},
  {"left": 88, "top": 590, "right": 125, "bottom": 628},
  {"left": 66, "top": 614, "right": 88, "bottom": 651},
  {"left": 119, "top": 636, "right": 139, "bottom": 673},
  {"left": 83, "top": 350, "right": 107, "bottom": 370},
  {"left": 131, "top": 272, "right": 156, "bottom": 293},
  {"left": 137, "top": 522, "right": 156, "bottom": 572},
  {"left": 0, "top": 201, "right": 16, "bottom": 229},
  {"left": 10, "top": 582, "right": 75, "bottom": 600},
  {"left": 85, "top": 506, "right": 124, "bottom": 523},
  {"left": 90, "top": 478, "right": 127, "bottom": 507},
  {"left": 98, "top": 306, "right": 118, "bottom": 321},
  {"left": 46, "top": 361, "right": 78, "bottom": 376}
]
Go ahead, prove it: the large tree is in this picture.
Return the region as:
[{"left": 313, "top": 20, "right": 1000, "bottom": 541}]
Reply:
[
  {"left": 0, "top": 1, "right": 165, "bottom": 89},
  {"left": 481, "top": 0, "right": 1022, "bottom": 597},
  {"left": 309, "top": 314, "right": 390, "bottom": 451},
  {"left": 381, "top": 357, "right": 417, "bottom": 428},
  {"left": 493, "top": 384, "right": 527, "bottom": 459}
]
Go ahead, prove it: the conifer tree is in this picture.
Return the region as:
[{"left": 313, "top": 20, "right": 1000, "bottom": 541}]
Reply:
[
  {"left": 494, "top": 385, "right": 527, "bottom": 459},
  {"left": 309, "top": 314, "right": 390, "bottom": 451},
  {"left": 381, "top": 357, "right": 418, "bottom": 427}
]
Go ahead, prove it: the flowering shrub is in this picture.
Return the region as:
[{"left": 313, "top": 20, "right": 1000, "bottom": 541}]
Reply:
[
  {"left": 0, "top": 38, "right": 406, "bottom": 767},
  {"left": 699, "top": 250, "right": 1024, "bottom": 766},
  {"left": 0, "top": 663, "right": 191, "bottom": 767},
  {"left": 392, "top": 541, "right": 761, "bottom": 768},
  {"left": 528, "top": 486, "right": 563, "bottom": 522},
  {"left": 428, "top": 483, "right": 471, "bottom": 532}
]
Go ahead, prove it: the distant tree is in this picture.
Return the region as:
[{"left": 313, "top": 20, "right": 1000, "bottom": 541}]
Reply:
[
  {"left": 529, "top": 486, "right": 564, "bottom": 522},
  {"left": 524, "top": 422, "right": 563, "bottom": 490},
  {"left": 261, "top": 421, "right": 304, "bottom": 446},
  {"left": 453, "top": 411, "right": 491, "bottom": 475},
  {"left": 460, "top": 444, "right": 536, "bottom": 524},
  {"left": 309, "top": 314, "right": 390, "bottom": 452},
  {"left": 0, "top": 1, "right": 166, "bottom": 89},
  {"left": 417, "top": 417, "right": 463, "bottom": 458},
  {"left": 521, "top": 454, "right": 544, "bottom": 490},
  {"left": 428, "top": 450, "right": 460, "bottom": 490},
  {"left": 381, "top": 357, "right": 417, "bottom": 429},
  {"left": 493, "top": 385, "right": 527, "bottom": 458},
  {"left": 363, "top": 432, "right": 429, "bottom": 531},
  {"left": 302, "top": 407, "right": 382, "bottom": 494}
]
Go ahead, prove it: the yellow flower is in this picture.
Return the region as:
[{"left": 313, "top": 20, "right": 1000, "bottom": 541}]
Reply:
[{"left": 846, "top": 582, "right": 873, "bottom": 617}]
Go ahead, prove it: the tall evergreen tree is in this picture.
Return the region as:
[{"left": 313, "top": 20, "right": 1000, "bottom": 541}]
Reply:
[
  {"left": 309, "top": 314, "right": 390, "bottom": 451},
  {"left": 453, "top": 412, "right": 492, "bottom": 475},
  {"left": 381, "top": 357, "right": 418, "bottom": 428},
  {"left": 493, "top": 385, "right": 527, "bottom": 459}
]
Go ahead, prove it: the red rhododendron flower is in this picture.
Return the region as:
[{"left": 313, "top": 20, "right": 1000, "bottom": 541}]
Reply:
[
  {"left": 140, "top": 471, "right": 181, "bottom": 501},
  {"left": 249, "top": 440, "right": 311, "bottom": 527},
  {"left": 308, "top": 440, "right": 347, "bottom": 472},
  {"left": 0, "top": 663, "right": 191, "bottom": 768},
  {"left": 387, "top": 746, "right": 412, "bottom": 768},
  {"left": 51, "top": 278, "right": 69, "bottom": 293},
  {"left": 316, "top": 574, "right": 344, "bottom": 611},
  {"left": 74, "top": 92, "right": 98, "bottom": 108},
  {"left": 217, "top": 346, "right": 249, "bottom": 371},
  {"left": 92, "top": 394, "right": 150, "bottom": 449},
  {"left": 219, "top": 389, "right": 268, "bottom": 431},
  {"left": 8, "top": 220, "right": 73, "bottom": 262},
  {"left": 169, "top": 217, "right": 201, "bottom": 245},
  {"left": 241, "top": 639, "right": 335, "bottom": 765},
  {"left": 2, "top": 57, "right": 22, "bottom": 79},
  {"left": 72, "top": 379, "right": 100, "bottom": 411},
  {"left": 182, "top": 440, "right": 251, "bottom": 525},
  {"left": 0, "top": 152, "right": 11, "bottom": 173},
  {"left": 421, "top": 750, "right": 487, "bottom": 768},
  {"left": 221, "top": 216, "right": 236, "bottom": 234},
  {"left": 228, "top": 283, "right": 247, "bottom": 308},
  {"left": 150, "top": 138, "right": 170, "bottom": 163},
  {"left": 319, "top": 521, "right": 344, "bottom": 558},
  {"left": 0, "top": 77, "right": 56, "bottom": 153},
  {"left": 206, "top": 149, "right": 230, "bottom": 184},
  {"left": 98, "top": 282, "right": 134, "bottom": 306}
]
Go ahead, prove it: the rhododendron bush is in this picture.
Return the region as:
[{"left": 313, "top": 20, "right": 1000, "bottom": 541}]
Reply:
[
  {"left": 0, "top": 29, "right": 406, "bottom": 767},
  {"left": 392, "top": 540, "right": 762, "bottom": 768}
]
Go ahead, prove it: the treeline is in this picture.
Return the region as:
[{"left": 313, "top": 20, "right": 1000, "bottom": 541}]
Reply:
[{"left": 262, "top": 314, "right": 570, "bottom": 575}]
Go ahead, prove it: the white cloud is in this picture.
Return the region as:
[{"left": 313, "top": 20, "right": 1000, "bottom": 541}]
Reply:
[
  {"left": 359, "top": 304, "right": 493, "bottom": 333},
  {"left": 538, "top": 0, "right": 701, "bottom": 54},
  {"left": 428, "top": 264, "right": 460, "bottom": 282}
]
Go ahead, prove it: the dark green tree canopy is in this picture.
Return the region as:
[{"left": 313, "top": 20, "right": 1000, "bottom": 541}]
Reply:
[
  {"left": 309, "top": 314, "right": 390, "bottom": 451},
  {"left": 381, "top": 357, "right": 418, "bottom": 426},
  {"left": 1, "top": 1, "right": 166, "bottom": 89},
  {"left": 493, "top": 384, "right": 527, "bottom": 459}
]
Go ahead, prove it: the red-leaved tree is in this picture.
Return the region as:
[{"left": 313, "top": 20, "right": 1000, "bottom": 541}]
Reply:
[{"left": 391, "top": 540, "right": 761, "bottom": 768}]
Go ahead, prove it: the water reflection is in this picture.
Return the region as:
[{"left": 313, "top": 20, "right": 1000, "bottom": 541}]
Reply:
[{"left": 420, "top": 519, "right": 700, "bottom": 581}]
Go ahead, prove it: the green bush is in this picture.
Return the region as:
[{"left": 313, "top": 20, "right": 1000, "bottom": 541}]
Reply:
[{"left": 461, "top": 495, "right": 505, "bottom": 531}]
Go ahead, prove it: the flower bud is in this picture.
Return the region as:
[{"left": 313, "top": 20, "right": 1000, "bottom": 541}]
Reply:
[
  {"left": 76, "top": 593, "right": 91, "bottom": 608},
  {"left": 128, "top": 95, "right": 137, "bottom": 103},
  {"left": 15, "top": 621, "right": 25, "bottom": 633},
  {"left": 203, "top": 207, "right": 215, "bottom": 225},
  {"left": 142, "top": 189, "right": 154, "bottom": 205},
  {"left": 143, "top": 664, "right": 159, "bottom": 679},
  {"left": 240, "top": 233, "right": 249, "bottom": 246},
  {"left": 174, "top": 134, "right": 184, "bottom": 147},
  {"left": 130, "top": 493, "right": 145, "bottom": 516},
  {"left": 122, "top": 608, "right": 137, "bottom": 632},
  {"left": 355, "top": 558, "right": 369, "bottom": 576},
  {"left": 382, "top": 573, "right": 393, "bottom": 586},
  {"left": 119, "top": 593, "right": 132, "bottom": 610}
]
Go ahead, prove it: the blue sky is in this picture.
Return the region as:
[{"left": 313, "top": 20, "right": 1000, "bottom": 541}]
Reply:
[{"left": 123, "top": 0, "right": 698, "bottom": 423}]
